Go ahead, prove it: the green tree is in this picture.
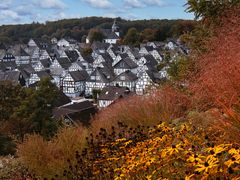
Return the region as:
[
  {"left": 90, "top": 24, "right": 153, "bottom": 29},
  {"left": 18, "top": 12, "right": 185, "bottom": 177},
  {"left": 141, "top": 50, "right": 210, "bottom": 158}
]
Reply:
[
  {"left": 0, "top": 81, "right": 25, "bottom": 122},
  {"left": 186, "top": 0, "right": 240, "bottom": 20},
  {"left": 124, "top": 28, "right": 139, "bottom": 46},
  {"left": 88, "top": 29, "right": 105, "bottom": 43},
  {"left": 0, "top": 133, "right": 16, "bottom": 155},
  {"left": 167, "top": 56, "right": 193, "bottom": 81},
  {"left": 11, "top": 78, "right": 61, "bottom": 140}
]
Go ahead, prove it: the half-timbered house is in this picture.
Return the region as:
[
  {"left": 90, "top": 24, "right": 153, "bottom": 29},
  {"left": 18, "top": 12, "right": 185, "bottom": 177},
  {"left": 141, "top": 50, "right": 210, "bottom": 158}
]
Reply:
[
  {"left": 112, "top": 70, "right": 138, "bottom": 91},
  {"left": 34, "top": 58, "right": 51, "bottom": 72},
  {"left": 85, "top": 66, "right": 115, "bottom": 95},
  {"left": 98, "top": 86, "right": 133, "bottom": 108},
  {"left": 62, "top": 70, "right": 89, "bottom": 97},
  {"left": 113, "top": 57, "right": 138, "bottom": 75}
]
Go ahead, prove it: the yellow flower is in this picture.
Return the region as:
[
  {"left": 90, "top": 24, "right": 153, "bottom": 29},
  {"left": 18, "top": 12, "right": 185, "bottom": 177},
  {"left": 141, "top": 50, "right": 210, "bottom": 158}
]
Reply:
[
  {"left": 116, "top": 138, "right": 127, "bottom": 142},
  {"left": 124, "top": 140, "right": 132, "bottom": 147},
  {"left": 229, "top": 148, "right": 240, "bottom": 156},
  {"left": 224, "top": 156, "right": 240, "bottom": 167},
  {"left": 162, "top": 144, "right": 184, "bottom": 157},
  {"left": 185, "top": 174, "right": 195, "bottom": 180},
  {"left": 206, "top": 144, "right": 230, "bottom": 156},
  {"left": 187, "top": 154, "right": 205, "bottom": 164},
  {"left": 194, "top": 156, "right": 219, "bottom": 174},
  {"left": 107, "top": 157, "right": 120, "bottom": 161}
]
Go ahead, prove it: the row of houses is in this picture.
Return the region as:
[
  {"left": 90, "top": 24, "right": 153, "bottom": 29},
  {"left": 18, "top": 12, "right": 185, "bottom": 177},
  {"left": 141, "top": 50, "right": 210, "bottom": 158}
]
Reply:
[{"left": 0, "top": 35, "right": 188, "bottom": 108}]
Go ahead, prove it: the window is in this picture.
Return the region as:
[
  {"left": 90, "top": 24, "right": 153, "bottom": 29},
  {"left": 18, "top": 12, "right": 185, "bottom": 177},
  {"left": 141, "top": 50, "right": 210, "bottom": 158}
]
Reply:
[
  {"left": 91, "top": 76, "right": 95, "bottom": 80},
  {"left": 120, "top": 76, "right": 125, "bottom": 81}
]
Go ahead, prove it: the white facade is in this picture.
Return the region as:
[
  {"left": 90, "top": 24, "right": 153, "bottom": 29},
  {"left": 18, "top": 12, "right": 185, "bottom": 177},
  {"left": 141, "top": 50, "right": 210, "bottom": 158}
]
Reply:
[
  {"left": 57, "top": 39, "right": 70, "bottom": 48},
  {"left": 62, "top": 73, "right": 85, "bottom": 97},
  {"left": 136, "top": 71, "right": 152, "bottom": 95},
  {"left": 98, "top": 100, "right": 113, "bottom": 108}
]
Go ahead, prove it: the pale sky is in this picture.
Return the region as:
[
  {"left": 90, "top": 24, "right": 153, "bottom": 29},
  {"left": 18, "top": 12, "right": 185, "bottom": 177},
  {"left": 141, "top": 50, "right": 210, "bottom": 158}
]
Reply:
[{"left": 0, "top": 0, "right": 194, "bottom": 25}]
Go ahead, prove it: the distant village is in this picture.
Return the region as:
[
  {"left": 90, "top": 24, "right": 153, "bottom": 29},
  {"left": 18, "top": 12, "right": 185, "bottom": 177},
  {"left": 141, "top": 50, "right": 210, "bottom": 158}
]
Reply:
[{"left": 0, "top": 20, "right": 188, "bottom": 122}]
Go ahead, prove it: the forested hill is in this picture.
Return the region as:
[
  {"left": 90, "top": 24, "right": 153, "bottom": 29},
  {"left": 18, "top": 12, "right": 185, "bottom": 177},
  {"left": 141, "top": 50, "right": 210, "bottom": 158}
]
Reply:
[{"left": 0, "top": 17, "right": 195, "bottom": 44}]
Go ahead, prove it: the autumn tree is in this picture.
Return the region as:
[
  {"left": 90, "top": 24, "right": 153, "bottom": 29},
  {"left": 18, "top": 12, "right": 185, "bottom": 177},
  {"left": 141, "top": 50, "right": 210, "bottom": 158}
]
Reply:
[{"left": 139, "top": 28, "right": 156, "bottom": 43}]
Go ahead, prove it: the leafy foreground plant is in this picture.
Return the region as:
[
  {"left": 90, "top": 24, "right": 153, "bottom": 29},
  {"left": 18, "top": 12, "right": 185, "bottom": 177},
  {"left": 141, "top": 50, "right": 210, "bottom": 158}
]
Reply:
[{"left": 46, "top": 122, "right": 240, "bottom": 179}]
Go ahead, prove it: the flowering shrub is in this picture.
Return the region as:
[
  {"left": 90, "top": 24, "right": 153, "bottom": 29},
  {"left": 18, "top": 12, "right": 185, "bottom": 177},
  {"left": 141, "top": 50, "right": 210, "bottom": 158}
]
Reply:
[{"left": 53, "top": 122, "right": 240, "bottom": 179}]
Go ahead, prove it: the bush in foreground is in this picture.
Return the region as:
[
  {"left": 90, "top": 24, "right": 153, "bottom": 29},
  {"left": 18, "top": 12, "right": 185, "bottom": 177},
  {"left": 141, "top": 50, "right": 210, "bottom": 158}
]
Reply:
[
  {"left": 52, "top": 122, "right": 240, "bottom": 179},
  {"left": 18, "top": 127, "right": 88, "bottom": 178}
]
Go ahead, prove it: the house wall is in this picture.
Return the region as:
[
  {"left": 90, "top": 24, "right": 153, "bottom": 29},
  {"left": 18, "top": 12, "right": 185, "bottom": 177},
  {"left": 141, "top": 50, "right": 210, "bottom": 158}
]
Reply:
[{"left": 98, "top": 100, "right": 113, "bottom": 108}]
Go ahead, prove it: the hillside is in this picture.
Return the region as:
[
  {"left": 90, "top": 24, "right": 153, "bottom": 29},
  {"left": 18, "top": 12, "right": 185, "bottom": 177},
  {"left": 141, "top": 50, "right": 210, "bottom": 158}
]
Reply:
[{"left": 0, "top": 17, "right": 195, "bottom": 43}]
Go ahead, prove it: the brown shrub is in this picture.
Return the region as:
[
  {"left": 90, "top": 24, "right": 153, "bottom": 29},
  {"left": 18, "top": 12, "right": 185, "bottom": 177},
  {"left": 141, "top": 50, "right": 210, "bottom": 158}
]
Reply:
[
  {"left": 17, "top": 127, "right": 88, "bottom": 178},
  {"left": 188, "top": 109, "right": 240, "bottom": 144},
  {"left": 91, "top": 86, "right": 191, "bottom": 134}
]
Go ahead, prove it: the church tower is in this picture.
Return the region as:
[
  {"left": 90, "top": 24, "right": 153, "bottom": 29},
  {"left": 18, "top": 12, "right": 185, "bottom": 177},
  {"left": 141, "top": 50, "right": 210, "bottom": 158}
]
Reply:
[{"left": 112, "top": 19, "right": 120, "bottom": 37}]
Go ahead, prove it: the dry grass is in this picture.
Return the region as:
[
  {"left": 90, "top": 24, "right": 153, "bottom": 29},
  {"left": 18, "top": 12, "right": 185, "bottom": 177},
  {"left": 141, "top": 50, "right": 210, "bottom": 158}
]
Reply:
[
  {"left": 91, "top": 86, "right": 191, "bottom": 135},
  {"left": 17, "top": 126, "right": 88, "bottom": 178}
]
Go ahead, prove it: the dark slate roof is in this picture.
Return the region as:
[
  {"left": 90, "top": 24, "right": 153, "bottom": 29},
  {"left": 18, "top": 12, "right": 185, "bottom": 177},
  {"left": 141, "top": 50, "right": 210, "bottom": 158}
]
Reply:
[
  {"left": 99, "top": 66, "right": 115, "bottom": 83},
  {"left": 98, "top": 86, "right": 133, "bottom": 101},
  {"left": 69, "top": 70, "right": 89, "bottom": 82},
  {"left": 109, "top": 44, "right": 120, "bottom": 52},
  {"left": 65, "top": 50, "right": 80, "bottom": 63},
  {"left": 119, "top": 53, "right": 129, "bottom": 59},
  {"left": 144, "top": 46, "right": 154, "bottom": 52},
  {"left": 88, "top": 66, "right": 115, "bottom": 83},
  {"left": 144, "top": 54, "right": 158, "bottom": 67},
  {"left": 40, "top": 58, "right": 51, "bottom": 68},
  {"left": 65, "top": 38, "right": 78, "bottom": 44},
  {"left": 53, "top": 100, "right": 97, "bottom": 124},
  {"left": 146, "top": 70, "right": 162, "bottom": 83},
  {"left": 54, "top": 91, "right": 71, "bottom": 107},
  {"left": 18, "top": 64, "right": 35, "bottom": 79},
  {"left": 46, "top": 48, "right": 56, "bottom": 57},
  {"left": 0, "top": 71, "right": 21, "bottom": 84},
  {"left": 114, "top": 70, "right": 138, "bottom": 82},
  {"left": 83, "top": 55, "right": 94, "bottom": 64},
  {"left": 14, "top": 47, "right": 30, "bottom": 57},
  {"left": 114, "top": 57, "right": 138, "bottom": 69},
  {"left": 91, "top": 42, "right": 110, "bottom": 51},
  {"left": 101, "top": 29, "right": 119, "bottom": 39},
  {"left": 21, "top": 47, "right": 29, "bottom": 56},
  {"left": 57, "top": 57, "right": 72, "bottom": 69},
  {"left": 0, "top": 43, "right": 7, "bottom": 50},
  {"left": 127, "top": 48, "right": 140, "bottom": 58},
  {"left": 99, "top": 53, "right": 113, "bottom": 65},
  {"left": 36, "top": 70, "right": 52, "bottom": 79},
  {"left": 0, "top": 61, "right": 17, "bottom": 71},
  {"left": 32, "top": 38, "right": 50, "bottom": 49}
]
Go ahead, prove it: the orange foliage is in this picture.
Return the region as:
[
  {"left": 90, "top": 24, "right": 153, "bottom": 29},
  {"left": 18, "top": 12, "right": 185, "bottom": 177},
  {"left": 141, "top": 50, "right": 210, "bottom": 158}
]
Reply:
[
  {"left": 190, "top": 6, "right": 240, "bottom": 111},
  {"left": 91, "top": 86, "right": 191, "bottom": 134}
]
